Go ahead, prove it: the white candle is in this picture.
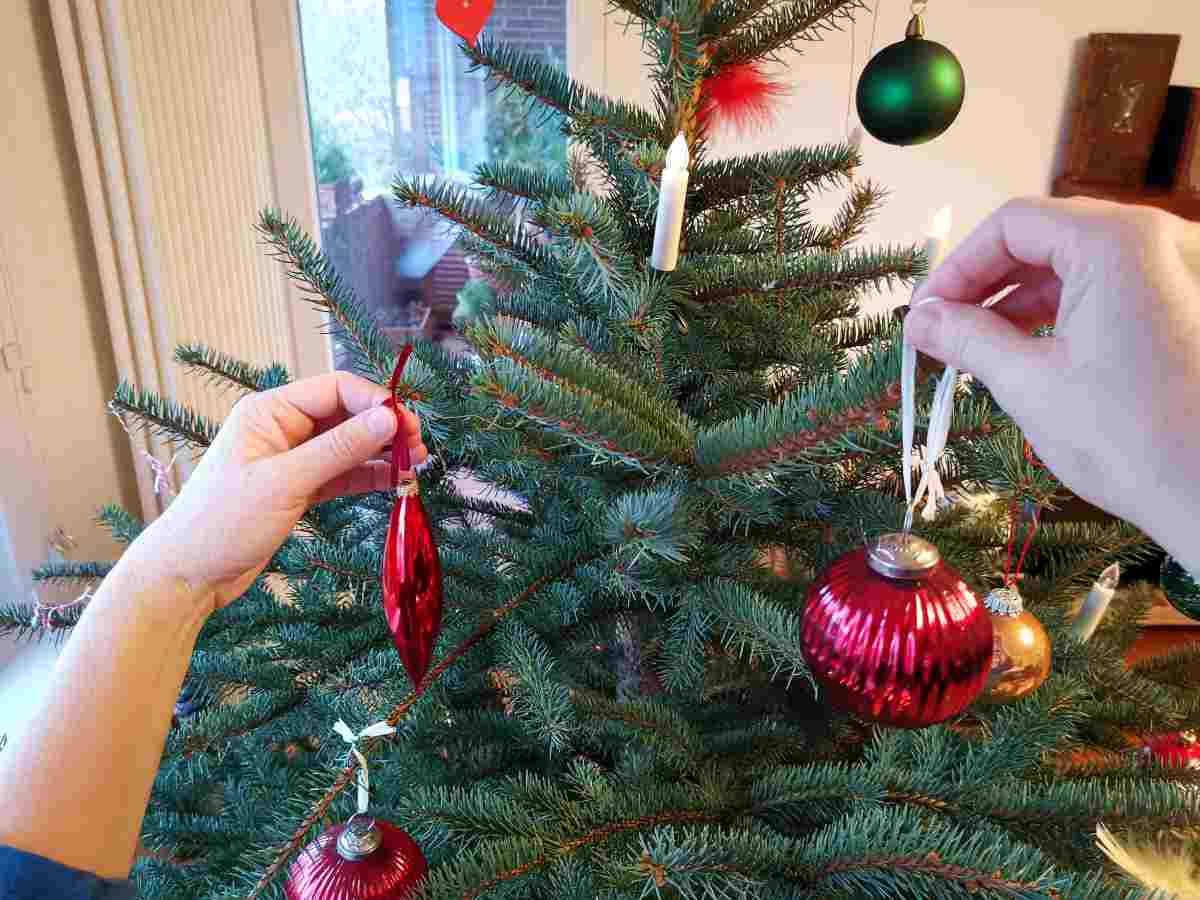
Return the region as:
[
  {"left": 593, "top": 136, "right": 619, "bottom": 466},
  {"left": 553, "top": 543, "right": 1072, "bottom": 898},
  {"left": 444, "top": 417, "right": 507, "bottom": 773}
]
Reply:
[
  {"left": 913, "top": 204, "right": 953, "bottom": 300},
  {"left": 651, "top": 133, "right": 690, "bottom": 272},
  {"left": 1069, "top": 562, "right": 1121, "bottom": 643}
]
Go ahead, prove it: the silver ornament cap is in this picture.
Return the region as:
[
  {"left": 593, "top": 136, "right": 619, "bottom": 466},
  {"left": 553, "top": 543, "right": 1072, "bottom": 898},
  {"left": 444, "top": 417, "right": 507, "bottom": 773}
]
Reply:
[
  {"left": 335, "top": 814, "right": 382, "bottom": 861},
  {"left": 867, "top": 533, "right": 941, "bottom": 580}
]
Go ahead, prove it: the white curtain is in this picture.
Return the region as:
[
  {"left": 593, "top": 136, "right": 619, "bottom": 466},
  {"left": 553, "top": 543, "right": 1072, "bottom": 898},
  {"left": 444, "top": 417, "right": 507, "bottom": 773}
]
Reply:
[{"left": 49, "top": 0, "right": 329, "bottom": 521}]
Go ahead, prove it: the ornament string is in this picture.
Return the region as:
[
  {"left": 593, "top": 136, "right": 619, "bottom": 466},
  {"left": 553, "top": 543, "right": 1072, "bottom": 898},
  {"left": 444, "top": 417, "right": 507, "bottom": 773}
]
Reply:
[
  {"left": 108, "top": 401, "right": 181, "bottom": 499},
  {"left": 333, "top": 719, "right": 396, "bottom": 815},
  {"left": 845, "top": 0, "right": 882, "bottom": 142},
  {"left": 387, "top": 345, "right": 415, "bottom": 488},
  {"left": 31, "top": 586, "right": 93, "bottom": 630},
  {"left": 900, "top": 339, "right": 958, "bottom": 531},
  {"left": 1003, "top": 500, "right": 1041, "bottom": 589}
]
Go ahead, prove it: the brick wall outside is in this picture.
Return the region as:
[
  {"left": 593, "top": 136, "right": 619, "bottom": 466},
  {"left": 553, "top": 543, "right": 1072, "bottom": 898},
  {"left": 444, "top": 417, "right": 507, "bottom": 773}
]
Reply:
[{"left": 487, "top": 0, "right": 567, "bottom": 61}]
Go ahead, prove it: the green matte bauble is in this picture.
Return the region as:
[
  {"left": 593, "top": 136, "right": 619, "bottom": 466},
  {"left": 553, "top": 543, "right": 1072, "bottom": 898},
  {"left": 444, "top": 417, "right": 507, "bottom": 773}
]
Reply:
[
  {"left": 1162, "top": 555, "right": 1200, "bottom": 621},
  {"left": 856, "top": 29, "right": 965, "bottom": 146}
]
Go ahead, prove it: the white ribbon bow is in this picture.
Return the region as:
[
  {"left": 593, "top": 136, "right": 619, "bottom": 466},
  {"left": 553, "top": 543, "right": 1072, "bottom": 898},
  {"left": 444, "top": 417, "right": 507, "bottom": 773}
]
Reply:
[
  {"left": 334, "top": 719, "right": 396, "bottom": 814},
  {"left": 901, "top": 327, "right": 958, "bottom": 531}
]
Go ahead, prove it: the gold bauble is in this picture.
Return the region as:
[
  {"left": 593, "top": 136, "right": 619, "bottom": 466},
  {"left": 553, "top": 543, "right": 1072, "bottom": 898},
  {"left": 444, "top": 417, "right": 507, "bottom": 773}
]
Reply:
[{"left": 981, "top": 587, "right": 1051, "bottom": 704}]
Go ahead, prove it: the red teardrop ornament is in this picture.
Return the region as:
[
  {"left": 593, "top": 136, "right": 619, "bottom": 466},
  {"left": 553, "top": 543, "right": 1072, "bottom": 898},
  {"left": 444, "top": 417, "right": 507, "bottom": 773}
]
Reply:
[
  {"left": 284, "top": 816, "right": 427, "bottom": 900},
  {"left": 800, "top": 534, "right": 993, "bottom": 729},
  {"left": 382, "top": 346, "right": 443, "bottom": 687},
  {"left": 436, "top": 0, "right": 494, "bottom": 47},
  {"left": 384, "top": 488, "right": 443, "bottom": 686}
]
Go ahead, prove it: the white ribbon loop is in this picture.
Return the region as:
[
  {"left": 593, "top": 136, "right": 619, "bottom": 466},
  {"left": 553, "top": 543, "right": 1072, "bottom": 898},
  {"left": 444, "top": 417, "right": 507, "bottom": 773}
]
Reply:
[
  {"left": 902, "top": 311, "right": 958, "bottom": 530},
  {"left": 334, "top": 719, "right": 397, "bottom": 814}
]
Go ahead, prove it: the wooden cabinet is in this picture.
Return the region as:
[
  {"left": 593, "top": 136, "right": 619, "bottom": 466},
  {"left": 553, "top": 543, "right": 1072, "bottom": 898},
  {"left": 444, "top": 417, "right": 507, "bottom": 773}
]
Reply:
[{"left": 1052, "top": 175, "right": 1200, "bottom": 221}]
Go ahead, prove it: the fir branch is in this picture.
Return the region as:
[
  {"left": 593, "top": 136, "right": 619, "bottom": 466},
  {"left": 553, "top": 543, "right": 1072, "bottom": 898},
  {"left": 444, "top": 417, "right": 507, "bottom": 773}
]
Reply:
[
  {"left": 702, "top": 578, "right": 812, "bottom": 687},
  {"left": 690, "top": 144, "right": 859, "bottom": 212},
  {"left": 31, "top": 561, "right": 114, "bottom": 584},
  {"left": 474, "top": 162, "right": 575, "bottom": 204},
  {"left": 817, "top": 311, "right": 899, "bottom": 351},
  {"left": 173, "top": 344, "right": 290, "bottom": 393},
  {"left": 688, "top": 245, "right": 924, "bottom": 305},
  {"left": 808, "top": 179, "right": 886, "bottom": 251},
  {"left": 696, "top": 340, "right": 902, "bottom": 477},
  {"left": 538, "top": 193, "right": 637, "bottom": 302},
  {"left": 463, "top": 37, "right": 661, "bottom": 143},
  {"left": 111, "top": 382, "right": 218, "bottom": 449},
  {"left": 394, "top": 176, "right": 551, "bottom": 273},
  {"left": 97, "top": 504, "right": 145, "bottom": 545},
  {"left": 257, "top": 209, "right": 394, "bottom": 380},
  {"left": 449, "top": 809, "right": 729, "bottom": 899},
  {"left": 702, "top": 0, "right": 774, "bottom": 39},
  {"left": 474, "top": 317, "right": 695, "bottom": 470},
  {"left": 712, "top": 0, "right": 867, "bottom": 67},
  {"left": 1131, "top": 642, "right": 1200, "bottom": 688}
]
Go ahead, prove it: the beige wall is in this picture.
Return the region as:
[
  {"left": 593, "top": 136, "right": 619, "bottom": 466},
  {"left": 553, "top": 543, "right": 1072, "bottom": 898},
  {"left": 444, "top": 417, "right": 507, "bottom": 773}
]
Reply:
[
  {"left": 1, "top": 0, "right": 136, "bottom": 580},
  {"left": 596, "top": 0, "right": 1200, "bottom": 311}
]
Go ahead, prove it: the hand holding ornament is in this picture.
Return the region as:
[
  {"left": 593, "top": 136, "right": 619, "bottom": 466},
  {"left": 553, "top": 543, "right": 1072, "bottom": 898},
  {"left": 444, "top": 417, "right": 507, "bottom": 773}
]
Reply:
[
  {"left": 124, "top": 372, "right": 427, "bottom": 611},
  {"left": 906, "top": 197, "right": 1200, "bottom": 577}
]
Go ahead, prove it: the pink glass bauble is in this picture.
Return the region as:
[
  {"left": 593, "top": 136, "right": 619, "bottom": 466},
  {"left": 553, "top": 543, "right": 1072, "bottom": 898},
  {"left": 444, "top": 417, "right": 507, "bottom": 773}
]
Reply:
[
  {"left": 800, "top": 533, "right": 994, "bottom": 729},
  {"left": 284, "top": 816, "right": 427, "bottom": 900}
]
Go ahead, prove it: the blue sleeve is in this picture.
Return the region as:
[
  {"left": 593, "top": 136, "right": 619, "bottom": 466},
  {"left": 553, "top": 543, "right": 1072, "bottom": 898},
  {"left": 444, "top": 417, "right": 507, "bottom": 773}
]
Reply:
[{"left": 0, "top": 846, "right": 137, "bottom": 899}]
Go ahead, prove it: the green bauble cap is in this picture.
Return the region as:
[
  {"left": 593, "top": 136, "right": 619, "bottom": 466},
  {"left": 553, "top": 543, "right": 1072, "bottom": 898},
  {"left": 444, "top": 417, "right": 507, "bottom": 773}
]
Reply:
[{"left": 856, "top": 24, "right": 965, "bottom": 147}]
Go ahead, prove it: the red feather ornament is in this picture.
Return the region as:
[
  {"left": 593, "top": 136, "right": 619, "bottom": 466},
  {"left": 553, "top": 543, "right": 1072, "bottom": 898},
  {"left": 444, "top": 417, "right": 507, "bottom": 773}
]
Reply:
[
  {"left": 382, "top": 346, "right": 443, "bottom": 687},
  {"left": 697, "top": 62, "right": 790, "bottom": 137}
]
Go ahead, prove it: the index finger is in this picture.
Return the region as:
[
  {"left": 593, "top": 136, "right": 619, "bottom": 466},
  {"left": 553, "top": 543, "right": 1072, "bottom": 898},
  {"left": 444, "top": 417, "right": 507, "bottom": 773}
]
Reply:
[{"left": 913, "top": 196, "right": 1097, "bottom": 307}]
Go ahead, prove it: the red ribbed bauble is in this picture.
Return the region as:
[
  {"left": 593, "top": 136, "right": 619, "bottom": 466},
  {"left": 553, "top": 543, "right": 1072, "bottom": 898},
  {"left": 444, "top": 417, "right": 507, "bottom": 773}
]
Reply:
[
  {"left": 1143, "top": 731, "right": 1200, "bottom": 770},
  {"left": 800, "top": 533, "right": 994, "bottom": 729},
  {"left": 284, "top": 816, "right": 427, "bottom": 900}
]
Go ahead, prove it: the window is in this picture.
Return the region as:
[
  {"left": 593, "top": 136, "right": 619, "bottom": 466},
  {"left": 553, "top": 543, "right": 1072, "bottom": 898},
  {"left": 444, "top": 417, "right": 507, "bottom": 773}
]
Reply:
[{"left": 297, "top": 0, "right": 568, "bottom": 367}]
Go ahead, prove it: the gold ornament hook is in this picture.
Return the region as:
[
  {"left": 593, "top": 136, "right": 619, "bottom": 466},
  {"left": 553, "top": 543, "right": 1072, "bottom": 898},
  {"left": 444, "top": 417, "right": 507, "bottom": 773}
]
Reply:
[{"left": 907, "top": 0, "right": 928, "bottom": 37}]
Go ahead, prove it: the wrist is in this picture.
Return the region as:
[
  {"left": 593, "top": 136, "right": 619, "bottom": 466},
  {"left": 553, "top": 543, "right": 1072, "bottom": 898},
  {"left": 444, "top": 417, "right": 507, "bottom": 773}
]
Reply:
[{"left": 113, "top": 527, "right": 219, "bottom": 620}]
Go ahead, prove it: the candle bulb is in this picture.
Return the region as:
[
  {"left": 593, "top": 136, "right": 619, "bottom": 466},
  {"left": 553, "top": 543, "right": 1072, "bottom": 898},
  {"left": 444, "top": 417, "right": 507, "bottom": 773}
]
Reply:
[
  {"left": 914, "top": 204, "right": 953, "bottom": 299},
  {"left": 1069, "top": 562, "right": 1121, "bottom": 643},
  {"left": 650, "top": 133, "right": 691, "bottom": 272}
]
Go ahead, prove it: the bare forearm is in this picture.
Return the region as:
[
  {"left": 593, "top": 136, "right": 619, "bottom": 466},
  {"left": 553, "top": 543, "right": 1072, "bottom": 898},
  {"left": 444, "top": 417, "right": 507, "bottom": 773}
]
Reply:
[{"left": 0, "top": 547, "right": 212, "bottom": 879}]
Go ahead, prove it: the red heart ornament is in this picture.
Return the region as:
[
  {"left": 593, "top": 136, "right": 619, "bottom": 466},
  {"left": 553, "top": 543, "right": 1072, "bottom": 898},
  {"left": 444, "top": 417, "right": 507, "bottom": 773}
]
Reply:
[{"left": 435, "top": 0, "right": 495, "bottom": 47}]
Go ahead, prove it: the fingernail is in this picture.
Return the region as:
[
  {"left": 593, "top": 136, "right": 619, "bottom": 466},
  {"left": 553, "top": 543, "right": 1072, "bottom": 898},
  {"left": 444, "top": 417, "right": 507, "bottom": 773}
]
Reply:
[
  {"left": 366, "top": 406, "right": 398, "bottom": 440},
  {"left": 911, "top": 295, "right": 944, "bottom": 308}
]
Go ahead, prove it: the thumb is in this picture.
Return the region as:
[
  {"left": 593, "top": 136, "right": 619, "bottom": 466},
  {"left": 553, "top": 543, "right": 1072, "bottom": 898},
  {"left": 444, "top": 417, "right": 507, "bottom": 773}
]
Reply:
[
  {"left": 280, "top": 405, "right": 398, "bottom": 494},
  {"left": 904, "top": 299, "right": 1050, "bottom": 400}
]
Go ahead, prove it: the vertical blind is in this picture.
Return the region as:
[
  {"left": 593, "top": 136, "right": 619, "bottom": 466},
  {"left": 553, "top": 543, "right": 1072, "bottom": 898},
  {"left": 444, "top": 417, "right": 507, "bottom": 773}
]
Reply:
[{"left": 49, "top": 0, "right": 328, "bottom": 520}]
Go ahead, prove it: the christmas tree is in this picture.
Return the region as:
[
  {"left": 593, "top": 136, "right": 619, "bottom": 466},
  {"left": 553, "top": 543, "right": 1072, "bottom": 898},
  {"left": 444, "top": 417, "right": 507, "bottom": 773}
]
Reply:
[{"left": 14, "top": 2, "right": 1200, "bottom": 897}]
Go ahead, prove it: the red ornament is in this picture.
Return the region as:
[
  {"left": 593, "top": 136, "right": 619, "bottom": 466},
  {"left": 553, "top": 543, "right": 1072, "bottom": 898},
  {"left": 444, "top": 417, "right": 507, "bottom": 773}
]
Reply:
[
  {"left": 435, "top": 0, "right": 494, "bottom": 47},
  {"left": 697, "top": 62, "right": 790, "bottom": 137},
  {"left": 285, "top": 815, "right": 427, "bottom": 900},
  {"left": 800, "top": 534, "right": 994, "bottom": 729},
  {"left": 382, "top": 346, "right": 443, "bottom": 688},
  {"left": 1143, "top": 731, "right": 1200, "bottom": 769}
]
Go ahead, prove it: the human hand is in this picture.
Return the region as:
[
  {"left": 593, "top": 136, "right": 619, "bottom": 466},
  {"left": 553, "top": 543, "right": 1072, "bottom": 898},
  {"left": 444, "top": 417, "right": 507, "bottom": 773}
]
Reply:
[
  {"left": 905, "top": 196, "right": 1200, "bottom": 572},
  {"left": 123, "top": 372, "right": 428, "bottom": 611}
]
